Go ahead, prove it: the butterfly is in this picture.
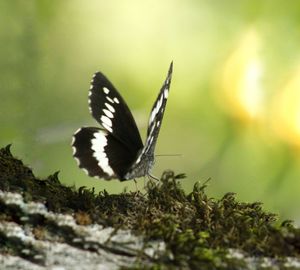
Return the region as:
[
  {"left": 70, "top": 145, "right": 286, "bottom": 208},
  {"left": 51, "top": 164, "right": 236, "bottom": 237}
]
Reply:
[{"left": 72, "top": 62, "right": 173, "bottom": 181}]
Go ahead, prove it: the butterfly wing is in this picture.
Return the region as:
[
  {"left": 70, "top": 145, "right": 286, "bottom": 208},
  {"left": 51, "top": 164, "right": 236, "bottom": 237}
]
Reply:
[
  {"left": 124, "top": 62, "right": 173, "bottom": 179},
  {"left": 72, "top": 127, "right": 139, "bottom": 180},
  {"left": 89, "top": 72, "right": 143, "bottom": 153},
  {"left": 145, "top": 61, "right": 173, "bottom": 153},
  {"left": 72, "top": 71, "right": 144, "bottom": 180}
]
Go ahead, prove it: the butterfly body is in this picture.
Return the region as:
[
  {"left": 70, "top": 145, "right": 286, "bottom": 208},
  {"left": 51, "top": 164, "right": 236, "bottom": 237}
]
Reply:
[
  {"left": 124, "top": 152, "right": 155, "bottom": 180},
  {"left": 72, "top": 62, "right": 173, "bottom": 181}
]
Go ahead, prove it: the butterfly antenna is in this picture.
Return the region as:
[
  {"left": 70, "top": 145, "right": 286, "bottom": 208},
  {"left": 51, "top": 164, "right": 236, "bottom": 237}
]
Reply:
[{"left": 155, "top": 154, "right": 182, "bottom": 157}]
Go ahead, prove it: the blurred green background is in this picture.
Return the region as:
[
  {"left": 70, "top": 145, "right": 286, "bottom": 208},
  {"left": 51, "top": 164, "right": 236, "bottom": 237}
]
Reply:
[{"left": 1, "top": 1, "right": 300, "bottom": 224}]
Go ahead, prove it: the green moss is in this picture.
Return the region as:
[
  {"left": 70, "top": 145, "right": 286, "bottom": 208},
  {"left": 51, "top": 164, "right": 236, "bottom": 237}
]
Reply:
[{"left": 0, "top": 145, "right": 300, "bottom": 269}]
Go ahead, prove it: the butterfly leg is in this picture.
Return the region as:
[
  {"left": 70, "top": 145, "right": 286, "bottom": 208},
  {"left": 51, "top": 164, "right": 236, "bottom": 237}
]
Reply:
[
  {"left": 143, "top": 176, "right": 148, "bottom": 190},
  {"left": 133, "top": 179, "right": 139, "bottom": 193},
  {"left": 148, "top": 173, "right": 160, "bottom": 181},
  {"left": 144, "top": 174, "right": 159, "bottom": 195}
]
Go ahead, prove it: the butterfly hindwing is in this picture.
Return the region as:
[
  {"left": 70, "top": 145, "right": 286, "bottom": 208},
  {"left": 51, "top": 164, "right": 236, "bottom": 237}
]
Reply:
[
  {"left": 72, "top": 127, "right": 139, "bottom": 180},
  {"left": 72, "top": 127, "right": 115, "bottom": 179}
]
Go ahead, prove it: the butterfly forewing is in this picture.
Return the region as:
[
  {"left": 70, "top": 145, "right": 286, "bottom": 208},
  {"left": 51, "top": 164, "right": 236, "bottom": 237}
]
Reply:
[
  {"left": 147, "top": 62, "right": 173, "bottom": 138},
  {"left": 89, "top": 72, "right": 143, "bottom": 154},
  {"left": 124, "top": 62, "right": 173, "bottom": 179}
]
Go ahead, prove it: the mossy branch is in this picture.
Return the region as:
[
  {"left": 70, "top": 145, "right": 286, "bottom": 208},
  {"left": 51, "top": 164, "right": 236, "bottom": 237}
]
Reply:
[{"left": 0, "top": 145, "right": 299, "bottom": 269}]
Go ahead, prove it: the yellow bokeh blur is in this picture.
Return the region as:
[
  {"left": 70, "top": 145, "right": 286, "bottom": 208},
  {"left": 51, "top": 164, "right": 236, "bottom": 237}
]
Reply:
[
  {"left": 218, "top": 29, "right": 264, "bottom": 124},
  {"left": 272, "top": 66, "right": 300, "bottom": 149}
]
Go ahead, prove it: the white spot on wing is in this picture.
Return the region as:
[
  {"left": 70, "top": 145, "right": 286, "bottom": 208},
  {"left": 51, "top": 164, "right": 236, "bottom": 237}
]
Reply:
[
  {"left": 113, "top": 97, "right": 120, "bottom": 103},
  {"left": 164, "top": 89, "right": 169, "bottom": 98},
  {"left": 101, "top": 115, "right": 112, "bottom": 127},
  {"left": 91, "top": 131, "right": 114, "bottom": 176},
  {"left": 82, "top": 168, "right": 89, "bottom": 175},
  {"left": 71, "top": 135, "right": 76, "bottom": 146},
  {"left": 150, "top": 106, "right": 158, "bottom": 124},
  {"left": 99, "top": 151, "right": 108, "bottom": 159},
  {"left": 145, "top": 135, "right": 154, "bottom": 152},
  {"left": 74, "top": 128, "right": 83, "bottom": 135},
  {"left": 90, "top": 85, "right": 93, "bottom": 90},
  {"left": 92, "top": 132, "right": 107, "bottom": 149},
  {"left": 149, "top": 110, "right": 155, "bottom": 125},
  {"left": 72, "top": 146, "right": 77, "bottom": 155},
  {"left": 149, "top": 136, "right": 153, "bottom": 145},
  {"left": 106, "top": 97, "right": 114, "bottom": 103},
  {"left": 105, "top": 102, "right": 115, "bottom": 113},
  {"left": 103, "top": 87, "right": 109, "bottom": 94},
  {"left": 147, "top": 124, "right": 155, "bottom": 138},
  {"left": 72, "top": 129, "right": 81, "bottom": 156},
  {"left": 149, "top": 96, "right": 163, "bottom": 124},
  {"left": 103, "top": 109, "right": 114, "bottom": 118},
  {"left": 156, "top": 121, "right": 160, "bottom": 127},
  {"left": 135, "top": 155, "right": 141, "bottom": 164},
  {"left": 158, "top": 95, "right": 163, "bottom": 110},
  {"left": 102, "top": 123, "right": 113, "bottom": 133},
  {"left": 74, "top": 156, "right": 80, "bottom": 166}
]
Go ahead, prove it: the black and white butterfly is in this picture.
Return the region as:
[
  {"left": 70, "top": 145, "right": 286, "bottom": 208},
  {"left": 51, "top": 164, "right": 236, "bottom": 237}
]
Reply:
[{"left": 72, "top": 62, "right": 173, "bottom": 181}]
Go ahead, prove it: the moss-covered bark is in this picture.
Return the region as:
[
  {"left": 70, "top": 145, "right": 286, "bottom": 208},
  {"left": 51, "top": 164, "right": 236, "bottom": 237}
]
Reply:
[{"left": 0, "top": 145, "right": 299, "bottom": 269}]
